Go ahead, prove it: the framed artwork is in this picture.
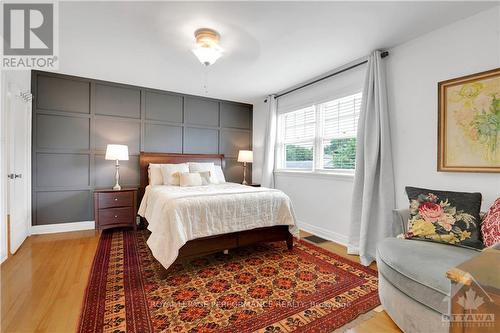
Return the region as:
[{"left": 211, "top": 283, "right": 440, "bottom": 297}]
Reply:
[{"left": 438, "top": 68, "right": 500, "bottom": 172}]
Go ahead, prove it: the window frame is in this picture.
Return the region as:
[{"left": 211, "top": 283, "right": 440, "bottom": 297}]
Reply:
[{"left": 276, "top": 92, "right": 361, "bottom": 177}]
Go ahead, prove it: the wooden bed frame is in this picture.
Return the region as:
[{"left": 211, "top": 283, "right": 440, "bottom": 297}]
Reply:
[{"left": 138, "top": 152, "right": 294, "bottom": 261}]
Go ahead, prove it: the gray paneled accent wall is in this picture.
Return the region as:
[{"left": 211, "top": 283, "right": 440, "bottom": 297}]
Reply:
[{"left": 32, "top": 71, "right": 252, "bottom": 226}]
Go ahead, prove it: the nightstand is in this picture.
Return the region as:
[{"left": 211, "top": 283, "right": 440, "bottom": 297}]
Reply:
[
  {"left": 94, "top": 188, "right": 137, "bottom": 230},
  {"left": 249, "top": 184, "right": 261, "bottom": 187}
]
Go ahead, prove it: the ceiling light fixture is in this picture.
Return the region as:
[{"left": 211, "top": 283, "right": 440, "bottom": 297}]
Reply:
[{"left": 192, "top": 28, "right": 223, "bottom": 66}]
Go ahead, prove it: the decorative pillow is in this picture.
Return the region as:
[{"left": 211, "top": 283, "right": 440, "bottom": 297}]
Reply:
[
  {"left": 188, "top": 162, "right": 218, "bottom": 183},
  {"left": 399, "top": 187, "right": 483, "bottom": 249},
  {"left": 481, "top": 198, "right": 500, "bottom": 247},
  {"left": 212, "top": 165, "right": 226, "bottom": 183},
  {"left": 148, "top": 164, "right": 164, "bottom": 185},
  {"left": 180, "top": 172, "right": 203, "bottom": 187},
  {"left": 199, "top": 171, "right": 212, "bottom": 185},
  {"left": 161, "top": 163, "right": 189, "bottom": 185}
]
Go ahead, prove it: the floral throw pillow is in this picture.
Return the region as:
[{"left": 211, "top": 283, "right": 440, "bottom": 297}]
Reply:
[
  {"left": 481, "top": 198, "right": 500, "bottom": 248},
  {"left": 399, "top": 187, "right": 483, "bottom": 250}
]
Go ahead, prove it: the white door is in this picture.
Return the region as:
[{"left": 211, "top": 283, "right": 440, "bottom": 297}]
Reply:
[{"left": 6, "top": 83, "right": 31, "bottom": 253}]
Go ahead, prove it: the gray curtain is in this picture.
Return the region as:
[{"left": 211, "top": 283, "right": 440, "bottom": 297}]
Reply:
[
  {"left": 348, "top": 50, "right": 395, "bottom": 266},
  {"left": 261, "top": 95, "right": 277, "bottom": 188}
]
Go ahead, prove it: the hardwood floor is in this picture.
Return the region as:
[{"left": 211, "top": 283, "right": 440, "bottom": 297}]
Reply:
[
  {"left": 1, "top": 230, "right": 100, "bottom": 333},
  {"left": 1, "top": 230, "right": 401, "bottom": 333},
  {"left": 347, "top": 311, "right": 401, "bottom": 333}
]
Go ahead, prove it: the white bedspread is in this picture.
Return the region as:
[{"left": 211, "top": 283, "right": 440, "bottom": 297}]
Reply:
[{"left": 138, "top": 183, "right": 298, "bottom": 269}]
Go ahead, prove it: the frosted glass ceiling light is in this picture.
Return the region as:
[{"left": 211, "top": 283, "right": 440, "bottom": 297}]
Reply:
[{"left": 192, "top": 28, "right": 223, "bottom": 66}]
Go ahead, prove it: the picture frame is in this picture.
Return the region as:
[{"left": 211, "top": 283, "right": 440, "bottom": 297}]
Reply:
[{"left": 438, "top": 67, "right": 500, "bottom": 172}]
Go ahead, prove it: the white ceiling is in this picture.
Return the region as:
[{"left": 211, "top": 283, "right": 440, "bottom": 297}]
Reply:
[{"left": 58, "top": 1, "right": 496, "bottom": 103}]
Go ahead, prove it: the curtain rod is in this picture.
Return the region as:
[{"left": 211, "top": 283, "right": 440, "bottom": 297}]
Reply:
[{"left": 265, "top": 50, "right": 389, "bottom": 102}]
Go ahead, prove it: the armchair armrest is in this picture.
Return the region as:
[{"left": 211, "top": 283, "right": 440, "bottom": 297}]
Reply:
[{"left": 392, "top": 208, "right": 409, "bottom": 237}]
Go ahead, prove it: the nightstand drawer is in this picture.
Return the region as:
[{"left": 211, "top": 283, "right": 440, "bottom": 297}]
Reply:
[
  {"left": 98, "top": 207, "right": 134, "bottom": 226},
  {"left": 98, "top": 191, "right": 133, "bottom": 209}
]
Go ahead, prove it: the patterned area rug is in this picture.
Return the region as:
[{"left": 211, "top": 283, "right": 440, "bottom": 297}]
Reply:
[{"left": 78, "top": 230, "right": 379, "bottom": 333}]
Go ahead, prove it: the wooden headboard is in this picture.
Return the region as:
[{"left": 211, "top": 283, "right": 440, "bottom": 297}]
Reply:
[{"left": 138, "top": 152, "right": 225, "bottom": 201}]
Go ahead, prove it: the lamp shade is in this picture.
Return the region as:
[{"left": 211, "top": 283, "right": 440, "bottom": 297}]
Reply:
[
  {"left": 237, "top": 150, "right": 253, "bottom": 163},
  {"left": 105, "top": 144, "right": 129, "bottom": 161}
]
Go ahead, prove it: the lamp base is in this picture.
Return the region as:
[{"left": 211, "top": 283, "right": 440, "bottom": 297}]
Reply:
[
  {"left": 242, "top": 162, "right": 248, "bottom": 185},
  {"left": 113, "top": 160, "right": 121, "bottom": 191}
]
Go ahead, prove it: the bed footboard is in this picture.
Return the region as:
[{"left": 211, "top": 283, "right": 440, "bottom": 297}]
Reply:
[{"left": 175, "top": 225, "right": 294, "bottom": 260}]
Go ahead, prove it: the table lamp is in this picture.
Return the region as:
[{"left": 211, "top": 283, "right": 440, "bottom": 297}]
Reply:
[
  {"left": 237, "top": 150, "right": 253, "bottom": 185},
  {"left": 105, "top": 144, "right": 129, "bottom": 190}
]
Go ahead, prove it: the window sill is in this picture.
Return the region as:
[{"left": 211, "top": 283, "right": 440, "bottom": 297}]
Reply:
[{"left": 274, "top": 170, "right": 355, "bottom": 181}]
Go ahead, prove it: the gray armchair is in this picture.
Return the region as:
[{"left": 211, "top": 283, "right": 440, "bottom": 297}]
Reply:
[{"left": 376, "top": 209, "right": 479, "bottom": 333}]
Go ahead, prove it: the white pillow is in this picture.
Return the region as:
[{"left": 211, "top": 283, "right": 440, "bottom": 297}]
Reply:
[
  {"left": 188, "top": 162, "right": 218, "bottom": 183},
  {"left": 188, "top": 162, "right": 214, "bottom": 173},
  {"left": 180, "top": 172, "right": 202, "bottom": 187},
  {"left": 161, "top": 163, "right": 189, "bottom": 185},
  {"left": 212, "top": 165, "right": 226, "bottom": 183},
  {"left": 148, "top": 164, "right": 164, "bottom": 185}
]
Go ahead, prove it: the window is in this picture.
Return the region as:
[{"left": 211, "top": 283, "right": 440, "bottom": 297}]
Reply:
[{"left": 278, "top": 92, "right": 362, "bottom": 172}]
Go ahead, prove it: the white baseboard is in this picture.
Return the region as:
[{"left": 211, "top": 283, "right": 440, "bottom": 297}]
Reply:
[
  {"left": 31, "top": 221, "right": 95, "bottom": 235},
  {"left": 298, "top": 220, "right": 348, "bottom": 246}
]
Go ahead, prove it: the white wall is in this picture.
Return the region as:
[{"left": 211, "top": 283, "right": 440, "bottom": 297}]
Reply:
[
  {"left": 387, "top": 6, "right": 500, "bottom": 210},
  {"left": 275, "top": 173, "right": 354, "bottom": 245},
  {"left": 252, "top": 6, "right": 500, "bottom": 244},
  {"left": 253, "top": 98, "right": 355, "bottom": 245},
  {"left": 253, "top": 95, "right": 355, "bottom": 244}
]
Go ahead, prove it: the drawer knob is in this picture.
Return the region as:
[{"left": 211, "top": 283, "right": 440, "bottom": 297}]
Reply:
[
  {"left": 114, "top": 215, "right": 118, "bottom": 218},
  {"left": 114, "top": 198, "right": 118, "bottom": 201}
]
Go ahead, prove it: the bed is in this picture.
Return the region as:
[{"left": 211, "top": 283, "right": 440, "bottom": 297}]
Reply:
[{"left": 137, "top": 152, "right": 298, "bottom": 269}]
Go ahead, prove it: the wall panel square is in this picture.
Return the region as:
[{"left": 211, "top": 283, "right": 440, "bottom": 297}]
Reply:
[
  {"left": 94, "top": 118, "right": 140, "bottom": 154},
  {"left": 36, "top": 114, "right": 89, "bottom": 150},
  {"left": 144, "top": 124, "right": 182, "bottom": 153},
  {"left": 220, "top": 130, "right": 251, "bottom": 158},
  {"left": 36, "top": 190, "right": 92, "bottom": 224},
  {"left": 145, "top": 91, "right": 183, "bottom": 123},
  {"left": 94, "top": 155, "right": 139, "bottom": 188},
  {"left": 184, "top": 97, "right": 219, "bottom": 126},
  {"left": 220, "top": 103, "right": 251, "bottom": 129},
  {"left": 37, "top": 76, "right": 90, "bottom": 113},
  {"left": 36, "top": 153, "right": 89, "bottom": 187},
  {"left": 184, "top": 127, "right": 218, "bottom": 154},
  {"left": 95, "top": 84, "right": 140, "bottom": 118}
]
